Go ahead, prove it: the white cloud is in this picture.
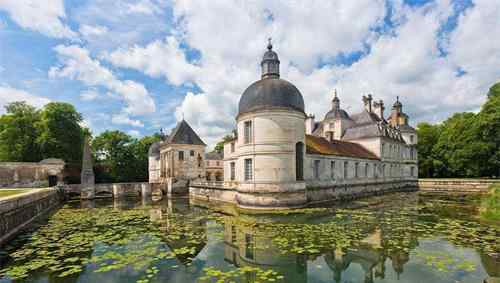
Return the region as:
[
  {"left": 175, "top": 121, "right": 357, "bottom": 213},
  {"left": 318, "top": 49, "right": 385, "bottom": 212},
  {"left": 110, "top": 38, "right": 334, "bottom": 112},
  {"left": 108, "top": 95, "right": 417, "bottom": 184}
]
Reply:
[
  {"left": 79, "top": 0, "right": 500, "bottom": 147},
  {"left": 104, "top": 36, "right": 201, "bottom": 86},
  {"left": 126, "top": 0, "right": 162, "bottom": 15},
  {"left": 79, "top": 24, "right": 108, "bottom": 38},
  {"left": 80, "top": 89, "right": 99, "bottom": 101},
  {"left": 128, "top": 130, "right": 141, "bottom": 137},
  {"left": 111, "top": 113, "right": 144, "bottom": 128},
  {"left": 0, "top": 0, "right": 77, "bottom": 38},
  {"left": 0, "top": 85, "right": 51, "bottom": 114},
  {"left": 49, "top": 45, "right": 156, "bottom": 116}
]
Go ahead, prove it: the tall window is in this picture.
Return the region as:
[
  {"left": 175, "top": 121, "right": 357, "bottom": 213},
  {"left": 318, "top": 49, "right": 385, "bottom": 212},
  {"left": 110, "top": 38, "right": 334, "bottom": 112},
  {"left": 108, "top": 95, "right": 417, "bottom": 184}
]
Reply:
[
  {"left": 411, "top": 166, "right": 415, "bottom": 177},
  {"left": 245, "top": 234, "right": 254, "bottom": 260},
  {"left": 295, "top": 142, "right": 304, "bottom": 181},
  {"left": 190, "top": 150, "right": 194, "bottom": 156},
  {"left": 343, "top": 161, "right": 348, "bottom": 179},
  {"left": 381, "top": 143, "right": 385, "bottom": 157},
  {"left": 231, "top": 142, "right": 235, "bottom": 153},
  {"left": 178, "top": 151, "right": 184, "bottom": 161},
  {"left": 410, "top": 135, "right": 414, "bottom": 143},
  {"left": 313, "top": 160, "right": 320, "bottom": 179},
  {"left": 230, "top": 162, "right": 235, "bottom": 181},
  {"left": 244, "top": 159, "right": 253, "bottom": 181},
  {"left": 330, "top": 161, "right": 335, "bottom": 180},
  {"left": 365, "top": 163, "right": 369, "bottom": 178},
  {"left": 244, "top": 121, "right": 252, "bottom": 144},
  {"left": 355, "top": 162, "right": 359, "bottom": 178}
]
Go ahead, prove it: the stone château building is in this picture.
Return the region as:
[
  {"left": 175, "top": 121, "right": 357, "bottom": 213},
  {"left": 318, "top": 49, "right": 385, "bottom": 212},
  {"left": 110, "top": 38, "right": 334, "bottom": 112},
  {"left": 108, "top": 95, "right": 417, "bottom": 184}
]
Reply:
[{"left": 215, "top": 41, "right": 418, "bottom": 209}]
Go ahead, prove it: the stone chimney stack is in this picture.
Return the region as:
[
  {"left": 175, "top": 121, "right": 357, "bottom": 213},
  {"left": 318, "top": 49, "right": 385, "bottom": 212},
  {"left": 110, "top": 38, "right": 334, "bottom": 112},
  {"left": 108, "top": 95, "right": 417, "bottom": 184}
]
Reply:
[
  {"left": 81, "top": 136, "right": 95, "bottom": 185},
  {"left": 305, "top": 114, "right": 315, "bottom": 135},
  {"left": 363, "top": 94, "right": 373, "bottom": 112},
  {"left": 372, "top": 99, "right": 385, "bottom": 120}
]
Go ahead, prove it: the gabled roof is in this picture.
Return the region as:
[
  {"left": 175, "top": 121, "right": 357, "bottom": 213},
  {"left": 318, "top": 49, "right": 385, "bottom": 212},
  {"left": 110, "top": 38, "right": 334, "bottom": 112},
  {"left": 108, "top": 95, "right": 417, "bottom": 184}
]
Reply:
[
  {"left": 306, "top": 135, "right": 379, "bottom": 160},
  {"left": 167, "top": 120, "right": 206, "bottom": 146},
  {"left": 350, "top": 110, "right": 383, "bottom": 125}
]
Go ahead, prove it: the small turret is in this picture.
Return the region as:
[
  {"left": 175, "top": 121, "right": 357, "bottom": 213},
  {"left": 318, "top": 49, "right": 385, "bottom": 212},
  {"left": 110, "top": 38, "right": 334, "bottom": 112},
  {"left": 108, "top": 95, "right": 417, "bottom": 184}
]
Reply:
[{"left": 261, "top": 38, "right": 280, "bottom": 79}]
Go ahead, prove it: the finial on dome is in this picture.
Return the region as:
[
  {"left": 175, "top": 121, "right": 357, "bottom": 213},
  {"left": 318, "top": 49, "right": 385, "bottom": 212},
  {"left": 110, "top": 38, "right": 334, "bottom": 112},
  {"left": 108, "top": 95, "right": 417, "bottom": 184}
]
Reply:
[
  {"left": 267, "top": 37, "right": 273, "bottom": 50},
  {"left": 261, "top": 37, "right": 280, "bottom": 79}
]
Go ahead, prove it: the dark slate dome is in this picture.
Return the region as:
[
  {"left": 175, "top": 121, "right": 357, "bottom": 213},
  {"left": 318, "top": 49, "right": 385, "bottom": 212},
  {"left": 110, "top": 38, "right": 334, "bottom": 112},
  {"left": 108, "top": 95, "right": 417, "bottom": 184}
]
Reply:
[
  {"left": 238, "top": 40, "right": 305, "bottom": 117},
  {"left": 324, "top": 108, "right": 350, "bottom": 120},
  {"left": 238, "top": 78, "right": 305, "bottom": 116}
]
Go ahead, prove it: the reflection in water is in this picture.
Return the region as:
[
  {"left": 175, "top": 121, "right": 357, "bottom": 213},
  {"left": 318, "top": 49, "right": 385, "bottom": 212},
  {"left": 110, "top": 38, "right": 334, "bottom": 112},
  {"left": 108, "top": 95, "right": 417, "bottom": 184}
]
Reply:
[{"left": 0, "top": 193, "right": 499, "bottom": 283}]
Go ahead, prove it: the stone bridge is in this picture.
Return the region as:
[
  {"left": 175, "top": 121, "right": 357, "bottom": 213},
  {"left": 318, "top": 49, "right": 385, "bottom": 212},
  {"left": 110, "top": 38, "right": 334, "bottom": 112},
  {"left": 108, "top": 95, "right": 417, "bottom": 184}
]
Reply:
[{"left": 63, "top": 182, "right": 153, "bottom": 199}]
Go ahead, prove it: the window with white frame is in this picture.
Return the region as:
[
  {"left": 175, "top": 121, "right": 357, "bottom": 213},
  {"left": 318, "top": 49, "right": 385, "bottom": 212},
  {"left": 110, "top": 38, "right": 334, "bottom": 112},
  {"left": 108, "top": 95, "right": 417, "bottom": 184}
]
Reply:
[
  {"left": 365, "top": 163, "right": 369, "bottom": 178},
  {"left": 244, "top": 121, "right": 252, "bottom": 144},
  {"left": 244, "top": 159, "right": 253, "bottom": 181},
  {"left": 355, "top": 162, "right": 359, "bottom": 178},
  {"left": 231, "top": 142, "right": 235, "bottom": 153},
  {"left": 230, "top": 162, "right": 235, "bottom": 181},
  {"left": 178, "top": 151, "right": 184, "bottom": 161}
]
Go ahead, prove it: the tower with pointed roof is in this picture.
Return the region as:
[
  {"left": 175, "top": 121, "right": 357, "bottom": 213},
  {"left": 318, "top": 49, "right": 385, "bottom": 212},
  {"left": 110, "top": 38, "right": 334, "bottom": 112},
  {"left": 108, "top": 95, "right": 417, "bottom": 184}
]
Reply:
[{"left": 148, "top": 119, "right": 207, "bottom": 194}]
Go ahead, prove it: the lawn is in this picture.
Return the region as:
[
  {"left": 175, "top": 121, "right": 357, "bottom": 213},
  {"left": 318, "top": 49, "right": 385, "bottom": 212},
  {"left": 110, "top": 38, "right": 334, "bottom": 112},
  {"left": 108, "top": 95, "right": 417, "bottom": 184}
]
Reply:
[
  {"left": 0, "top": 189, "right": 28, "bottom": 198},
  {"left": 480, "top": 184, "right": 500, "bottom": 221}
]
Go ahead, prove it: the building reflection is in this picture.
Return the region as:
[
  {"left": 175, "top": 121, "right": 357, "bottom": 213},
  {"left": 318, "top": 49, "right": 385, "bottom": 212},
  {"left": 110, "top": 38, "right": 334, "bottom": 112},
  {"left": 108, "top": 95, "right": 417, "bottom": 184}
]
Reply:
[{"left": 219, "top": 205, "right": 419, "bottom": 283}]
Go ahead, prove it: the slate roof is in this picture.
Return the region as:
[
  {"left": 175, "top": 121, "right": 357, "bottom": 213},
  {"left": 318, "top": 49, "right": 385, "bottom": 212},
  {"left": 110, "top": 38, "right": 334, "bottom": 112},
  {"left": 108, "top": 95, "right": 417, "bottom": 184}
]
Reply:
[
  {"left": 342, "top": 123, "right": 384, "bottom": 140},
  {"left": 166, "top": 120, "right": 206, "bottom": 146},
  {"left": 205, "top": 152, "right": 223, "bottom": 160},
  {"left": 324, "top": 108, "right": 351, "bottom": 120},
  {"left": 350, "top": 110, "right": 383, "bottom": 125},
  {"left": 148, "top": 141, "right": 161, "bottom": 157},
  {"left": 238, "top": 77, "right": 305, "bottom": 116},
  {"left": 306, "top": 135, "right": 379, "bottom": 160}
]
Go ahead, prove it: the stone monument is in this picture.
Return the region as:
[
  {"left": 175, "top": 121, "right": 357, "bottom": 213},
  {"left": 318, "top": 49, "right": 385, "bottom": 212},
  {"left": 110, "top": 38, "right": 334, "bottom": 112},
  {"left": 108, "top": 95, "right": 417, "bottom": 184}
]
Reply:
[{"left": 80, "top": 136, "right": 95, "bottom": 199}]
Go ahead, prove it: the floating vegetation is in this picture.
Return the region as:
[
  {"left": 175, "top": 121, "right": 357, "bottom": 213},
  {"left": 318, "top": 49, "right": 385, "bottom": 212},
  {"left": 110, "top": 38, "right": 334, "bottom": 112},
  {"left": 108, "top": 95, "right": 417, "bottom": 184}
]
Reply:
[
  {"left": 0, "top": 193, "right": 499, "bottom": 282},
  {"left": 413, "top": 250, "right": 476, "bottom": 273},
  {"left": 199, "top": 266, "right": 285, "bottom": 283}
]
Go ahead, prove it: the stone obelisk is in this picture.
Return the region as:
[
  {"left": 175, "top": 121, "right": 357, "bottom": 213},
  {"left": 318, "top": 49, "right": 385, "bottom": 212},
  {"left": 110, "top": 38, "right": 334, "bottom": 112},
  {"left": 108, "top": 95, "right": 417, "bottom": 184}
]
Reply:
[{"left": 80, "top": 136, "right": 95, "bottom": 199}]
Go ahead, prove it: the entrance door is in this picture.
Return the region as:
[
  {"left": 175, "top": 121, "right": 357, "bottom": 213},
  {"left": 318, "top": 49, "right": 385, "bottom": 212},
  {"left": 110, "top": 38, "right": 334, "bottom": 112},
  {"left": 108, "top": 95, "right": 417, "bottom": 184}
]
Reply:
[
  {"left": 48, "top": 175, "right": 58, "bottom": 187},
  {"left": 296, "top": 142, "right": 304, "bottom": 181}
]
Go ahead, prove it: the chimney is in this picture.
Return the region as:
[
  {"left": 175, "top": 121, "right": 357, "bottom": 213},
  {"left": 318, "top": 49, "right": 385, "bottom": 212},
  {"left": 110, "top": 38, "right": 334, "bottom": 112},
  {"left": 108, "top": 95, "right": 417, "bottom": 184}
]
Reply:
[
  {"left": 305, "top": 114, "right": 315, "bottom": 135},
  {"left": 363, "top": 94, "right": 373, "bottom": 112},
  {"left": 373, "top": 99, "right": 385, "bottom": 120}
]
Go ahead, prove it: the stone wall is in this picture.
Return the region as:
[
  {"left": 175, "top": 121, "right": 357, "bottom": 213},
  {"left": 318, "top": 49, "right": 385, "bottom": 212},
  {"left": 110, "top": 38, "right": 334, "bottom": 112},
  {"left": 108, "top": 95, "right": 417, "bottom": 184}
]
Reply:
[
  {"left": 0, "top": 159, "right": 65, "bottom": 188},
  {"left": 0, "top": 188, "right": 63, "bottom": 246},
  {"left": 418, "top": 179, "right": 499, "bottom": 194},
  {"left": 189, "top": 179, "right": 418, "bottom": 209}
]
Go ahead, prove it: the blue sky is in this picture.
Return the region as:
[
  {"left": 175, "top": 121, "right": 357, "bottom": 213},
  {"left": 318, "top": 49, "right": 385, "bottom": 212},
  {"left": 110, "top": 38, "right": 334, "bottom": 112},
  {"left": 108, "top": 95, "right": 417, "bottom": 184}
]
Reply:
[{"left": 0, "top": 0, "right": 499, "bottom": 147}]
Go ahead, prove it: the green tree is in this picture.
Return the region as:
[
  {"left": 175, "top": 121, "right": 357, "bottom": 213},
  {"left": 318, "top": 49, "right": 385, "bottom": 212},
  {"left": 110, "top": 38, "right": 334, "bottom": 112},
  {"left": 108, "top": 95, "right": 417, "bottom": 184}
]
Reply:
[
  {"left": 36, "top": 102, "right": 84, "bottom": 163},
  {"left": 476, "top": 83, "right": 500, "bottom": 176},
  {"left": 0, "top": 102, "right": 41, "bottom": 161},
  {"left": 213, "top": 135, "right": 234, "bottom": 153},
  {"left": 416, "top": 122, "right": 441, "bottom": 177},
  {"left": 92, "top": 131, "right": 161, "bottom": 183}
]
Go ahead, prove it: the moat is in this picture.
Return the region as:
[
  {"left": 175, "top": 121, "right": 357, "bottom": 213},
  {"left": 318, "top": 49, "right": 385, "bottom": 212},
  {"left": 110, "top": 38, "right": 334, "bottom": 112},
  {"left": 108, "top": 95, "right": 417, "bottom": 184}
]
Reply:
[{"left": 0, "top": 192, "right": 499, "bottom": 283}]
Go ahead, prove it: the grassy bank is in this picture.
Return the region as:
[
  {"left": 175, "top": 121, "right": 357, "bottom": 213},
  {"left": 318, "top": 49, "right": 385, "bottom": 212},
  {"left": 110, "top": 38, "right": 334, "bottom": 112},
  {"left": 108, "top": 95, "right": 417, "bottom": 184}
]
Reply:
[
  {"left": 0, "top": 189, "right": 27, "bottom": 198},
  {"left": 480, "top": 184, "right": 500, "bottom": 221}
]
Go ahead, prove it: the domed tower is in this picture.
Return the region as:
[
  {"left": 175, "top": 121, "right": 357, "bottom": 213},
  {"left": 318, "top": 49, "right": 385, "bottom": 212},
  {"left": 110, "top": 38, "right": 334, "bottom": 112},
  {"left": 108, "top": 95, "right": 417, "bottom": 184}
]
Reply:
[
  {"left": 235, "top": 40, "right": 307, "bottom": 209},
  {"left": 322, "top": 90, "right": 353, "bottom": 141}
]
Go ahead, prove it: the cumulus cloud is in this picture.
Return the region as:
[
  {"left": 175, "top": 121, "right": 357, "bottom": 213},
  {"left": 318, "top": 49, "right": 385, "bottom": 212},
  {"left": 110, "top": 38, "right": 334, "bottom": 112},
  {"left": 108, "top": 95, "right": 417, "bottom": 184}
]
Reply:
[
  {"left": 165, "top": 0, "right": 499, "bottom": 146},
  {"left": 104, "top": 36, "right": 201, "bottom": 86},
  {"left": 80, "top": 89, "right": 99, "bottom": 101},
  {"left": 0, "top": 0, "right": 77, "bottom": 38},
  {"left": 49, "top": 45, "right": 155, "bottom": 116},
  {"left": 79, "top": 24, "right": 108, "bottom": 38},
  {"left": 0, "top": 85, "right": 51, "bottom": 114},
  {"left": 111, "top": 112, "right": 145, "bottom": 128}
]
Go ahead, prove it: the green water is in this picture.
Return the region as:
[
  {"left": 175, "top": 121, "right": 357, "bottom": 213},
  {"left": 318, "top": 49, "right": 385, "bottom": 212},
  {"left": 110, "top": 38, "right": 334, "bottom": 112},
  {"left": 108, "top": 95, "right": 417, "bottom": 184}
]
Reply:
[{"left": 0, "top": 192, "right": 499, "bottom": 283}]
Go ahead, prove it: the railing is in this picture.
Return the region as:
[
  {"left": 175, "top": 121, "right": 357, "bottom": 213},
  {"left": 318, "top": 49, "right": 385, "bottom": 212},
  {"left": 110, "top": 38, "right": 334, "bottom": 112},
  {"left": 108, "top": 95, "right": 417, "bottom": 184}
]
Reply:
[{"left": 190, "top": 181, "right": 227, "bottom": 189}]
